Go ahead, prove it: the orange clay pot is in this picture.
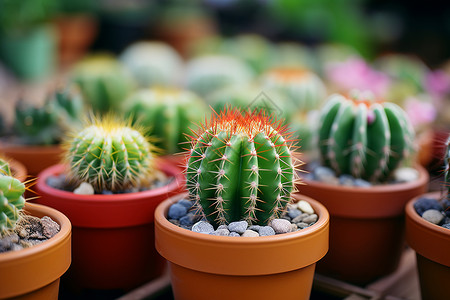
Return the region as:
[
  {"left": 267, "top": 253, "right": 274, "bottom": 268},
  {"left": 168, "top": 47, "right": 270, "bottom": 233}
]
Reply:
[
  {"left": 405, "top": 192, "right": 450, "bottom": 300},
  {"left": 298, "top": 164, "right": 429, "bottom": 285},
  {"left": 0, "top": 143, "right": 63, "bottom": 177},
  {"left": 34, "top": 159, "right": 185, "bottom": 291},
  {"left": 155, "top": 193, "right": 329, "bottom": 300},
  {"left": 0, "top": 202, "right": 71, "bottom": 300}
]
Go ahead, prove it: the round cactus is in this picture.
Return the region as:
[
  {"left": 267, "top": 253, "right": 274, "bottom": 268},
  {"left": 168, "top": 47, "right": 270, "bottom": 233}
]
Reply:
[
  {"left": 0, "top": 175, "right": 25, "bottom": 232},
  {"left": 0, "top": 158, "right": 10, "bottom": 176},
  {"left": 71, "top": 54, "right": 134, "bottom": 114},
  {"left": 123, "top": 88, "right": 208, "bottom": 154},
  {"left": 186, "top": 108, "right": 299, "bottom": 227},
  {"left": 63, "top": 116, "right": 156, "bottom": 193},
  {"left": 318, "top": 90, "right": 415, "bottom": 182}
]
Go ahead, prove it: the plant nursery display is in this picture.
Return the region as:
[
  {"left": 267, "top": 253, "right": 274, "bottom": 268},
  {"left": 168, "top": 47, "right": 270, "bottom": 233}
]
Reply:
[
  {"left": 35, "top": 116, "right": 185, "bottom": 292},
  {"left": 155, "top": 108, "right": 329, "bottom": 300},
  {"left": 405, "top": 138, "right": 450, "bottom": 300},
  {"left": 0, "top": 165, "right": 71, "bottom": 300},
  {"left": 299, "top": 90, "right": 429, "bottom": 284}
]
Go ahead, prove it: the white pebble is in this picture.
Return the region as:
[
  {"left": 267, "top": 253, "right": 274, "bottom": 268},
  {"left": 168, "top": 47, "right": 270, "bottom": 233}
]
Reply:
[
  {"left": 270, "top": 219, "right": 292, "bottom": 234},
  {"left": 297, "top": 200, "right": 314, "bottom": 214},
  {"left": 422, "top": 209, "right": 444, "bottom": 225},
  {"left": 394, "top": 167, "right": 419, "bottom": 183},
  {"left": 242, "top": 230, "right": 259, "bottom": 237},
  {"left": 73, "top": 182, "right": 94, "bottom": 195}
]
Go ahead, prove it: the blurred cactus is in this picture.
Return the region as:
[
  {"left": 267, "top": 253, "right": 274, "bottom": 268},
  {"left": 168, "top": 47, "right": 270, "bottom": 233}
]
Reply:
[
  {"left": 0, "top": 158, "right": 10, "bottom": 176},
  {"left": 270, "top": 42, "right": 317, "bottom": 71},
  {"left": 0, "top": 174, "right": 25, "bottom": 232},
  {"left": 318, "top": 90, "right": 415, "bottom": 182},
  {"left": 123, "top": 88, "right": 208, "bottom": 154},
  {"left": 63, "top": 116, "right": 156, "bottom": 193},
  {"left": 13, "top": 86, "right": 84, "bottom": 145},
  {"left": 71, "top": 54, "right": 134, "bottom": 114},
  {"left": 186, "top": 108, "right": 299, "bottom": 226},
  {"left": 120, "top": 41, "right": 184, "bottom": 88}
]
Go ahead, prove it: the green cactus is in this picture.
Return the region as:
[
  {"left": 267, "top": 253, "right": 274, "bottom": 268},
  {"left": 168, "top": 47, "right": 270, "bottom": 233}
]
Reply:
[
  {"left": 63, "top": 116, "right": 157, "bottom": 193},
  {"left": 13, "top": 86, "right": 84, "bottom": 145},
  {"left": 186, "top": 108, "right": 298, "bottom": 227},
  {"left": 318, "top": 90, "right": 415, "bottom": 182},
  {"left": 0, "top": 158, "right": 10, "bottom": 176},
  {"left": 123, "top": 88, "right": 208, "bottom": 155},
  {"left": 0, "top": 175, "right": 25, "bottom": 232},
  {"left": 71, "top": 54, "right": 134, "bottom": 114}
]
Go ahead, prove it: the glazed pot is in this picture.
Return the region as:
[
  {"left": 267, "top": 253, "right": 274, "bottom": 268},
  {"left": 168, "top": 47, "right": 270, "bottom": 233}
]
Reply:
[
  {"left": 0, "top": 143, "right": 63, "bottom": 177},
  {"left": 298, "top": 165, "right": 429, "bottom": 285},
  {"left": 405, "top": 192, "right": 450, "bottom": 300},
  {"left": 35, "top": 159, "right": 185, "bottom": 291},
  {"left": 155, "top": 193, "right": 329, "bottom": 300},
  {"left": 0, "top": 202, "right": 71, "bottom": 300}
]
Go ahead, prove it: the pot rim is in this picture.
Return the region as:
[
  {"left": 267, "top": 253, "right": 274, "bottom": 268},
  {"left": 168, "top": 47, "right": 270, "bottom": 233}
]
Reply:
[{"left": 0, "top": 141, "right": 62, "bottom": 153}]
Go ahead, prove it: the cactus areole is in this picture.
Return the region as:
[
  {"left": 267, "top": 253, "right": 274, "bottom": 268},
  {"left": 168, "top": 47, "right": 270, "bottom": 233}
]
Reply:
[
  {"left": 318, "top": 91, "right": 415, "bottom": 182},
  {"left": 186, "top": 108, "right": 299, "bottom": 227}
]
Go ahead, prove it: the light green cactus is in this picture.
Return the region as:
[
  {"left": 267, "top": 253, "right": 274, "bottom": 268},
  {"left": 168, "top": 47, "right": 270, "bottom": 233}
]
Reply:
[
  {"left": 63, "top": 116, "right": 157, "bottom": 193},
  {"left": 0, "top": 175, "right": 25, "bottom": 232},
  {"left": 123, "top": 88, "right": 208, "bottom": 154},
  {"left": 186, "top": 108, "right": 299, "bottom": 227},
  {"left": 318, "top": 90, "right": 415, "bottom": 182},
  {"left": 0, "top": 158, "right": 10, "bottom": 176}
]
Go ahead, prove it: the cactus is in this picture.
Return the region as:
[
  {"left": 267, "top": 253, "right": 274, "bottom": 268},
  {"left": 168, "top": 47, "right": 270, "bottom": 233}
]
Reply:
[
  {"left": 0, "top": 175, "right": 25, "bottom": 232},
  {"left": 13, "top": 86, "right": 84, "bottom": 145},
  {"left": 63, "top": 116, "right": 156, "bottom": 193},
  {"left": 186, "top": 108, "right": 299, "bottom": 227},
  {"left": 0, "top": 158, "right": 10, "bottom": 176},
  {"left": 318, "top": 90, "right": 415, "bottom": 182},
  {"left": 124, "top": 88, "right": 208, "bottom": 155},
  {"left": 71, "top": 54, "right": 134, "bottom": 114}
]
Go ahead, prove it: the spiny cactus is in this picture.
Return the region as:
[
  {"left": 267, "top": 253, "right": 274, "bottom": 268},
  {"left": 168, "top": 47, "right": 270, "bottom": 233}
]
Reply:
[
  {"left": 186, "top": 108, "right": 299, "bottom": 227},
  {"left": 318, "top": 90, "right": 415, "bottom": 182},
  {"left": 0, "top": 175, "right": 25, "bottom": 232},
  {"left": 63, "top": 116, "right": 157, "bottom": 193},
  {"left": 123, "top": 88, "right": 208, "bottom": 154},
  {"left": 0, "top": 158, "right": 10, "bottom": 176},
  {"left": 13, "top": 86, "right": 84, "bottom": 145}
]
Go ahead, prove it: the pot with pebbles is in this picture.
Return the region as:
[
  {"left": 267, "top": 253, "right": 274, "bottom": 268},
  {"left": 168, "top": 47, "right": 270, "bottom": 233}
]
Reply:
[
  {"left": 405, "top": 137, "right": 450, "bottom": 300},
  {"left": 299, "top": 90, "right": 429, "bottom": 285},
  {"left": 0, "top": 169, "right": 71, "bottom": 300},
  {"left": 155, "top": 109, "right": 329, "bottom": 300},
  {"left": 35, "top": 116, "right": 185, "bottom": 292}
]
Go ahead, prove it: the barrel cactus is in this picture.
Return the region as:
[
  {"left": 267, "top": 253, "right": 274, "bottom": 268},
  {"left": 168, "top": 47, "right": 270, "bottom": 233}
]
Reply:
[
  {"left": 13, "top": 86, "right": 84, "bottom": 145},
  {"left": 0, "top": 175, "right": 25, "bottom": 232},
  {"left": 63, "top": 116, "right": 157, "bottom": 193},
  {"left": 186, "top": 108, "right": 299, "bottom": 227},
  {"left": 123, "top": 88, "right": 208, "bottom": 154},
  {"left": 318, "top": 90, "right": 415, "bottom": 182},
  {"left": 71, "top": 54, "right": 134, "bottom": 114}
]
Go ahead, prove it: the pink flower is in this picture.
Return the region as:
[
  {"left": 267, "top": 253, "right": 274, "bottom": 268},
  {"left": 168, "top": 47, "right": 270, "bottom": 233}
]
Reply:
[
  {"left": 425, "top": 70, "right": 450, "bottom": 100},
  {"left": 404, "top": 97, "right": 437, "bottom": 128}
]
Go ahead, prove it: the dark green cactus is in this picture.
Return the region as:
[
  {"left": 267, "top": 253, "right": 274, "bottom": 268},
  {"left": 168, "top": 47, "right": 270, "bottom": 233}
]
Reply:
[
  {"left": 0, "top": 175, "right": 25, "bottom": 232},
  {"left": 123, "top": 88, "right": 208, "bottom": 154},
  {"left": 13, "top": 86, "right": 84, "bottom": 145},
  {"left": 63, "top": 116, "right": 157, "bottom": 193},
  {"left": 318, "top": 91, "right": 415, "bottom": 182},
  {"left": 186, "top": 108, "right": 298, "bottom": 227}
]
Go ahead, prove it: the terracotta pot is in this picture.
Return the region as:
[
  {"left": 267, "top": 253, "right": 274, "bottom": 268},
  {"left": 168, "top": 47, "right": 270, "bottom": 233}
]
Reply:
[
  {"left": 155, "top": 193, "right": 329, "bottom": 300},
  {"left": 298, "top": 165, "right": 429, "bottom": 285},
  {"left": 405, "top": 192, "right": 450, "bottom": 300},
  {"left": 34, "top": 159, "right": 185, "bottom": 291},
  {"left": 0, "top": 202, "right": 71, "bottom": 300},
  {"left": 0, "top": 143, "right": 63, "bottom": 177}
]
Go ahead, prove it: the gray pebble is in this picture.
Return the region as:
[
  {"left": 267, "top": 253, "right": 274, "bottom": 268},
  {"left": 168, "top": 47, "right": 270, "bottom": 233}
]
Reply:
[
  {"left": 303, "top": 214, "right": 318, "bottom": 224},
  {"left": 288, "top": 208, "right": 302, "bottom": 219},
  {"left": 422, "top": 209, "right": 444, "bottom": 225},
  {"left": 210, "top": 228, "right": 230, "bottom": 236},
  {"left": 339, "top": 174, "right": 355, "bottom": 186},
  {"left": 296, "top": 222, "right": 309, "bottom": 229},
  {"left": 168, "top": 203, "right": 188, "bottom": 220},
  {"left": 292, "top": 213, "right": 309, "bottom": 223},
  {"left": 177, "top": 199, "right": 193, "bottom": 210},
  {"left": 228, "top": 221, "right": 248, "bottom": 234},
  {"left": 242, "top": 230, "right": 259, "bottom": 237},
  {"left": 217, "top": 225, "right": 228, "bottom": 230},
  {"left": 46, "top": 175, "right": 66, "bottom": 190},
  {"left": 229, "top": 232, "right": 240, "bottom": 237},
  {"left": 442, "top": 223, "right": 450, "bottom": 230},
  {"left": 259, "top": 226, "right": 275, "bottom": 236},
  {"left": 314, "top": 166, "right": 336, "bottom": 182},
  {"left": 192, "top": 221, "right": 215, "bottom": 234},
  {"left": 354, "top": 178, "right": 371, "bottom": 188},
  {"left": 270, "top": 219, "right": 292, "bottom": 234},
  {"left": 179, "top": 212, "right": 197, "bottom": 226},
  {"left": 248, "top": 225, "right": 261, "bottom": 232}
]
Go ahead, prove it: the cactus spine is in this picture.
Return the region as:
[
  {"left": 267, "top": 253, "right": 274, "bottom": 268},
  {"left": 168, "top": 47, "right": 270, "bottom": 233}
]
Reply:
[
  {"left": 186, "top": 108, "right": 298, "bottom": 227},
  {"left": 318, "top": 91, "right": 415, "bottom": 182},
  {"left": 446, "top": 137, "right": 450, "bottom": 201},
  {"left": 63, "top": 116, "right": 156, "bottom": 193},
  {"left": 0, "top": 158, "right": 11, "bottom": 176},
  {"left": 0, "top": 175, "right": 25, "bottom": 232}
]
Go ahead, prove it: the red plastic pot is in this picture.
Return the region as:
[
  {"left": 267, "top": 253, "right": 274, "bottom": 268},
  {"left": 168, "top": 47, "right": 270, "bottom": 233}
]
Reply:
[
  {"left": 35, "top": 159, "right": 185, "bottom": 291},
  {"left": 298, "top": 165, "right": 429, "bottom": 285}
]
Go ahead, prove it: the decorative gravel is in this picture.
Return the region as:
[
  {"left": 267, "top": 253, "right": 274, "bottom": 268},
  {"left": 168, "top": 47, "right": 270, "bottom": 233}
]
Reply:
[
  {"left": 414, "top": 196, "right": 450, "bottom": 229},
  {"left": 167, "top": 198, "right": 319, "bottom": 237}
]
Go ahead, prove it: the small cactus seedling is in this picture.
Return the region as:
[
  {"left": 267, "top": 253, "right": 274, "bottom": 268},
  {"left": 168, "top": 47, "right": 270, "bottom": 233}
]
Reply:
[
  {"left": 63, "top": 116, "right": 157, "bottom": 193},
  {"left": 123, "top": 88, "right": 208, "bottom": 154},
  {"left": 186, "top": 108, "right": 299, "bottom": 227},
  {"left": 0, "top": 174, "right": 25, "bottom": 233},
  {"left": 318, "top": 90, "right": 415, "bottom": 182}
]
